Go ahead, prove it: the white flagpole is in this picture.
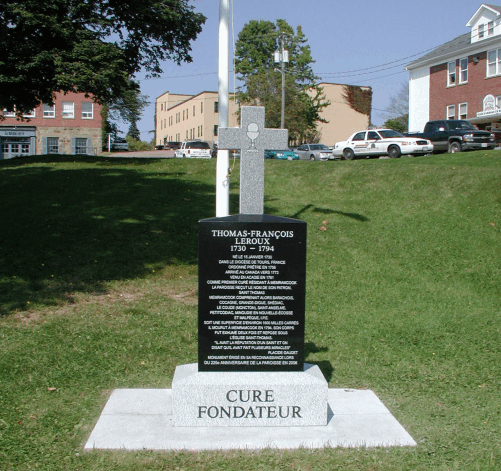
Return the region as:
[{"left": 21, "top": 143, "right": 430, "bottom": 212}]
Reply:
[{"left": 216, "top": 0, "right": 230, "bottom": 217}]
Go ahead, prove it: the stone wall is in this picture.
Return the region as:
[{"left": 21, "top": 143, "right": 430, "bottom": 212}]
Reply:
[{"left": 36, "top": 126, "right": 102, "bottom": 155}]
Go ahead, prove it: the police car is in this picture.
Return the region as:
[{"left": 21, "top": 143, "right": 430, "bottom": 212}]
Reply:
[{"left": 332, "top": 128, "right": 433, "bottom": 160}]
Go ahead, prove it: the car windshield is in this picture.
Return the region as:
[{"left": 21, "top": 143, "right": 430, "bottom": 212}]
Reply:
[
  {"left": 378, "top": 130, "right": 404, "bottom": 138},
  {"left": 187, "top": 142, "right": 210, "bottom": 149},
  {"left": 310, "top": 144, "right": 328, "bottom": 150},
  {"left": 448, "top": 120, "right": 476, "bottom": 131}
]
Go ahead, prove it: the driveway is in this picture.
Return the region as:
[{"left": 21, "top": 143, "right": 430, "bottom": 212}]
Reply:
[{"left": 104, "top": 150, "right": 176, "bottom": 158}]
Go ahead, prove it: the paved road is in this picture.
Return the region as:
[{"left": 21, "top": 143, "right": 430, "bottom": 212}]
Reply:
[{"left": 105, "top": 150, "right": 176, "bottom": 158}]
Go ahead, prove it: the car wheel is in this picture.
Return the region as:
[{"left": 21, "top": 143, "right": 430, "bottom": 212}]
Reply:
[
  {"left": 343, "top": 148, "right": 355, "bottom": 160},
  {"left": 449, "top": 141, "right": 462, "bottom": 153},
  {"left": 388, "top": 145, "right": 401, "bottom": 158},
  {"left": 183, "top": 154, "right": 187, "bottom": 158},
  {"left": 309, "top": 155, "right": 315, "bottom": 161}
]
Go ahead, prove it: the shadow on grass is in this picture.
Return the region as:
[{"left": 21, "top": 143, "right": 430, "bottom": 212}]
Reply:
[
  {"left": 305, "top": 342, "right": 334, "bottom": 381},
  {"left": 0, "top": 157, "right": 217, "bottom": 315},
  {"left": 284, "top": 204, "right": 369, "bottom": 222}
]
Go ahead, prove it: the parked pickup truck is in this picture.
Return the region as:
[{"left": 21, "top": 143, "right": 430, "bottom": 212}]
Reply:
[
  {"left": 405, "top": 120, "right": 496, "bottom": 153},
  {"left": 174, "top": 141, "right": 211, "bottom": 159}
]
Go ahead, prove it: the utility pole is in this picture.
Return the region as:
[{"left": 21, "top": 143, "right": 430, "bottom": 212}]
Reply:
[
  {"left": 274, "top": 34, "right": 288, "bottom": 129},
  {"left": 216, "top": 0, "right": 230, "bottom": 217}
]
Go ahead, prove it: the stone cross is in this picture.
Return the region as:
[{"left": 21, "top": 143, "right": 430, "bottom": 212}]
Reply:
[{"left": 218, "top": 106, "right": 288, "bottom": 214}]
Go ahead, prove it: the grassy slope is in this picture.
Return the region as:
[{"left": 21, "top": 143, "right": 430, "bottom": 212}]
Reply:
[{"left": 0, "top": 153, "right": 500, "bottom": 470}]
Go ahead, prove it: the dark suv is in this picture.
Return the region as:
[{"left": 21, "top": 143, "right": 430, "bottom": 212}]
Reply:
[{"left": 164, "top": 141, "right": 181, "bottom": 150}]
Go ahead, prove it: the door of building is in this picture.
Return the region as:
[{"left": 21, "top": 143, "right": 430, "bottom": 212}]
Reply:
[{"left": 1, "top": 138, "right": 32, "bottom": 158}]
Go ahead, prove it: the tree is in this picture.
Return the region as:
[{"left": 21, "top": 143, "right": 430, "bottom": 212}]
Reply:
[
  {"left": 382, "top": 82, "right": 409, "bottom": 132},
  {"left": 0, "top": 0, "right": 205, "bottom": 116},
  {"left": 127, "top": 119, "right": 141, "bottom": 141},
  {"left": 234, "top": 19, "right": 328, "bottom": 143},
  {"left": 101, "top": 78, "right": 148, "bottom": 145}
]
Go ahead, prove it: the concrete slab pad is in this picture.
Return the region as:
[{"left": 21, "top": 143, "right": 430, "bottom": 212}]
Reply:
[{"left": 84, "top": 388, "right": 416, "bottom": 451}]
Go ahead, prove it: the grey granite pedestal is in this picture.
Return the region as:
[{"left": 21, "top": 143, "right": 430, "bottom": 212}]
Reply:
[{"left": 172, "top": 363, "right": 328, "bottom": 427}]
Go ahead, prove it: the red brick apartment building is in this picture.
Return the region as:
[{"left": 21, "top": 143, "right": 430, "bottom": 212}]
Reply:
[
  {"left": 1, "top": 92, "right": 102, "bottom": 159},
  {"left": 407, "top": 3, "right": 501, "bottom": 135}
]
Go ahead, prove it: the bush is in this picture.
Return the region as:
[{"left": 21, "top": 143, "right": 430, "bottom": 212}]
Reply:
[{"left": 126, "top": 136, "right": 153, "bottom": 151}]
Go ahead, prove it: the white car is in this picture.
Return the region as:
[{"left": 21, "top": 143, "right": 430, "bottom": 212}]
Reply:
[
  {"left": 294, "top": 143, "right": 336, "bottom": 161},
  {"left": 174, "top": 141, "right": 211, "bottom": 159},
  {"left": 332, "top": 129, "right": 433, "bottom": 160}
]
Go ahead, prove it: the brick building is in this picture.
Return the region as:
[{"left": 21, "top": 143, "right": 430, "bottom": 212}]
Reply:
[
  {"left": 1, "top": 91, "right": 102, "bottom": 159},
  {"left": 155, "top": 91, "right": 239, "bottom": 148},
  {"left": 155, "top": 83, "right": 371, "bottom": 148},
  {"left": 407, "top": 3, "right": 501, "bottom": 134}
]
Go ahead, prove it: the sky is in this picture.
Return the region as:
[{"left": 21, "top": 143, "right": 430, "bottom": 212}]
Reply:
[{"left": 130, "top": 0, "right": 487, "bottom": 141}]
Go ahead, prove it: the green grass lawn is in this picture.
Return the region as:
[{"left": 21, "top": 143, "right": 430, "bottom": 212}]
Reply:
[{"left": 1, "top": 152, "right": 500, "bottom": 470}]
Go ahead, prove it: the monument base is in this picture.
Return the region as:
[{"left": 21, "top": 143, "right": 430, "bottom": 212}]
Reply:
[
  {"left": 172, "top": 363, "right": 328, "bottom": 427},
  {"left": 84, "top": 387, "right": 417, "bottom": 450}
]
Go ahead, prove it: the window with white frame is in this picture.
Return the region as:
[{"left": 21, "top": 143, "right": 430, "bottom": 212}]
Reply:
[
  {"left": 75, "top": 138, "right": 88, "bottom": 154},
  {"left": 447, "top": 61, "right": 456, "bottom": 86},
  {"left": 47, "top": 137, "right": 59, "bottom": 154},
  {"left": 496, "top": 95, "right": 501, "bottom": 109},
  {"left": 459, "top": 103, "right": 467, "bottom": 119},
  {"left": 488, "top": 20, "right": 494, "bottom": 36},
  {"left": 459, "top": 58, "right": 468, "bottom": 83},
  {"left": 62, "top": 102, "right": 75, "bottom": 118},
  {"left": 2, "top": 107, "right": 34, "bottom": 118},
  {"left": 479, "top": 23, "right": 485, "bottom": 39},
  {"left": 43, "top": 103, "right": 55, "bottom": 118},
  {"left": 447, "top": 105, "right": 455, "bottom": 120},
  {"left": 487, "top": 49, "right": 501, "bottom": 76},
  {"left": 81, "top": 102, "right": 93, "bottom": 119}
]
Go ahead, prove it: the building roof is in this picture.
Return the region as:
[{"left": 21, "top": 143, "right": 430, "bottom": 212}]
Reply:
[
  {"left": 467, "top": 4, "right": 501, "bottom": 26},
  {"left": 406, "top": 33, "right": 471, "bottom": 70},
  {"left": 407, "top": 4, "right": 501, "bottom": 70}
]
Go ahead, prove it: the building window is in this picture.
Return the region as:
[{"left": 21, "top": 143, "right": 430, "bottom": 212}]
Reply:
[
  {"left": 75, "top": 138, "right": 88, "bottom": 154},
  {"left": 447, "top": 105, "right": 455, "bottom": 120},
  {"left": 62, "top": 102, "right": 75, "bottom": 118},
  {"left": 161, "top": 104, "right": 163, "bottom": 111},
  {"left": 479, "top": 24, "right": 485, "bottom": 39},
  {"left": 213, "top": 124, "right": 218, "bottom": 136},
  {"left": 186, "top": 130, "right": 188, "bottom": 139},
  {"left": 43, "top": 104, "right": 55, "bottom": 118},
  {"left": 1, "top": 107, "right": 34, "bottom": 118},
  {"left": 459, "top": 103, "right": 467, "bottom": 119},
  {"left": 447, "top": 61, "right": 456, "bottom": 86},
  {"left": 459, "top": 58, "right": 468, "bottom": 84},
  {"left": 201, "top": 102, "right": 203, "bottom": 113},
  {"left": 488, "top": 20, "right": 494, "bottom": 36},
  {"left": 214, "top": 101, "right": 219, "bottom": 113},
  {"left": 487, "top": 49, "right": 501, "bottom": 76},
  {"left": 193, "top": 105, "right": 195, "bottom": 116},
  {"left": 47, "top": 137, "right": 59, "bottom": 154},
  {"left": 81, "top": 102, "right": 93, "bottom": 119}
]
